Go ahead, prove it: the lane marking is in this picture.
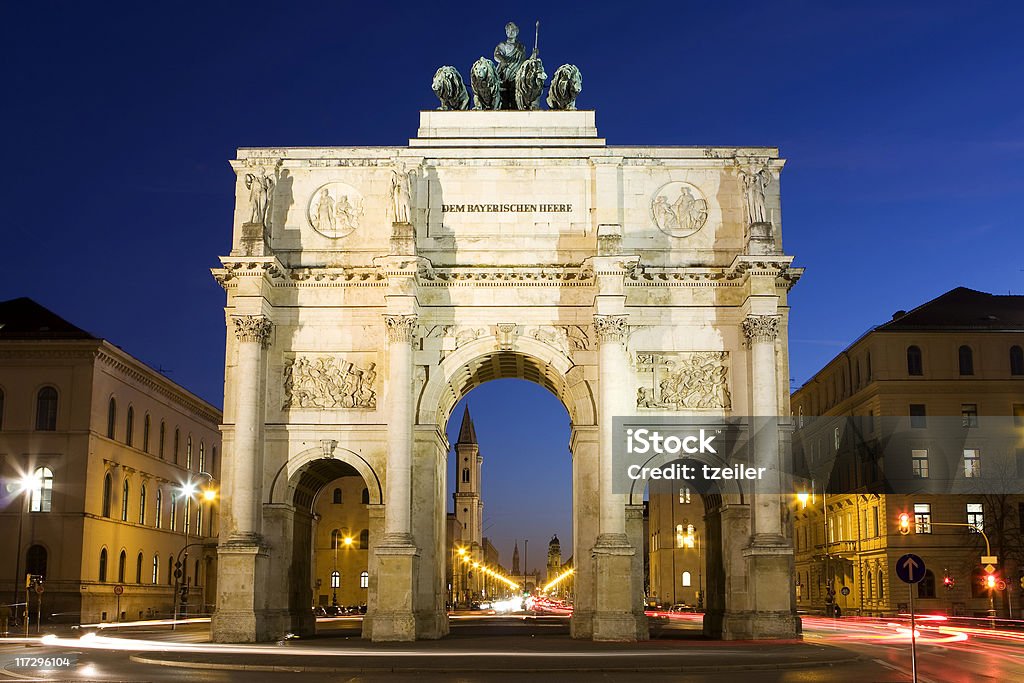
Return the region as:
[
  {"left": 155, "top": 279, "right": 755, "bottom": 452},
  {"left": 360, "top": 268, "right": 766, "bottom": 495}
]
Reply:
[{"left": 873, "top": 658, "right": 938, "bottom": 683}]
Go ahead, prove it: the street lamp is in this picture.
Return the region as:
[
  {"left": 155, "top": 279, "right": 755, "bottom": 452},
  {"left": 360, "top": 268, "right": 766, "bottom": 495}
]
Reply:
[
  {"left": 7, "top": 473, "right": 39, "bottom": 625},
  {"left": 172, "top": 472, "right": 215, "bottom": 627}
]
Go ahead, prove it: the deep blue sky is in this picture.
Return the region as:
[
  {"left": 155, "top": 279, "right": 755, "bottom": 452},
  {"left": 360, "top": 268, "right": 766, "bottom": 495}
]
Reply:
[{"left": 3, "top": 2, "right": 1021, "bottom": 566}]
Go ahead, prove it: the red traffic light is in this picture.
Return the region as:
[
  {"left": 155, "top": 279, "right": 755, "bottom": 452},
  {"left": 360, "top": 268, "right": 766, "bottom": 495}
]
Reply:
[
  {"left": 898, "top": 513, "right": 911, "bottom": 535},
  {"left": 943, "top": 575, "right": 955, "bottom": 589}
]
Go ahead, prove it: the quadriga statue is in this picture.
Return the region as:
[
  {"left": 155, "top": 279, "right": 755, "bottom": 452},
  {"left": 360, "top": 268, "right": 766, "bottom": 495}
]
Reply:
[
  {"left": 514, "top": 56, "right": 546, "bottom": 110},
  {"left": 432, "top": 66, "right": 469, "bottom": 111},
  {"left": 546, "top": 64, "right": 582, "bottom": 110},
  {"left": 470, "top": 57, "right": 501, "bottom": 110}
]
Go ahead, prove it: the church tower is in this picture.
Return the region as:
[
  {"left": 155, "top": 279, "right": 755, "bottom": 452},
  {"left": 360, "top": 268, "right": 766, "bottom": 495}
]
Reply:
[
  {"left": 512, "top": 540, "right": 520, "bottom": 575},
  {"left": 453, "top": 406, "right": 483, "bottom": 551},
  {"left": 546, "top": 535, "right": 562, "bottom": 585}
]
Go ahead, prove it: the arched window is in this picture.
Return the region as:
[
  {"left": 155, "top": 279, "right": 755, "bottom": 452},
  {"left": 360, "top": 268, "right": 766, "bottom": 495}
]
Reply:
[
  {"left": 331, "top": 529, "right": 341, "bottom": 549},
  {"left": 99, "top": 548, "right": 108, "bottom": 582},
  {"left": 210, "top": 446, "right": 217, "bottom": 473},
  {"left": 462, "top": 468, "right": 470, "bottom": 483},
  {"left": 907, "top": 346, "right": 923, "bottom": 376},
  {"left": 167, "top": 556, "right": 173, "bottom": 585},
  {"left": 918, "top": 569, "right": 936, "bottom": 598},
  {"left": 1011, "top": 346, "right": 1024, "bottom": 376},
  {"left": 117, "top": 550, "right": 127, "bottom": 583},
  {"left": 331, "top": 571, "right": 340, "bottom": 588},
  {"left": 152, "top": 554, "right": 159, "bottom": 583},
  {"left": 107, "top": 398, "right": 117, "bottom": 438},
  {"left": 143, "top": 414, "right": 151, "bottom": 453},
  {"left": 877, "top": 569, "right": 884, "bottom": 601},
  {"left": 679, "top": 487, "right": 690, "bottom": 504},
  {"left": 196, "top": 504, "right": 203, "bottom": 537},
  {"left": 866, "top": 567, "right": 873, "bottom": 599},
  {"left": 35, "top": 387, "right": 58, "bottom": 431},
  {"left": 102, "top": 473, "right": 112, "bottom": 518},
  {"left": 361, "top": 488, "right": 369, "bottom": 504},
  {"left": 155, "top": 488, "right": 162, "bottom": 528},
  {"left": 173, "top": 428, "right": 180, "bottom": 463},
  {"left": 199, "top": 441, "right": 205, "bottom": 473},
  {"left": 359, "top": 529, "right": 369, "bottom": 549},
  {"left": 121, "top": 478, "right": 130, "bottom": 521},
  {"left": 136, "top": 552, "right": 143, "bottom": 584},
  {"left": 682, "top": 571, "right": 692, "bottom": 587},
  {"left": 125, "top": 406, "right": 134, "bottom": 446},
  {"left": 958, "top": 345, "right": 974, "bottom": 375},
  {"left": 29, "top": 466, "right": 53, "bottom": 513},
  {"left": 360, "top": 571, "right": 369, "bottom": 588},
  {"left": 159, "top": 421, "right": 166, "bottom": 458},
  {"left": 26, "top": 544, "right": 47, "bottom": 577},
  {"left": 186, "top": 435, "right": 193, "bottom": 469},
  {"left": 333, "top": 488, "right": 343, "bottom": 504},
  {"left": 194, "top": 559, "right": 200, "bottom": 586},
  {"left": 170, "top": 492, "right": 177, "bottom": 530},
  {"left": 139, "top": 485, "right": 147, "bottom": 525}
]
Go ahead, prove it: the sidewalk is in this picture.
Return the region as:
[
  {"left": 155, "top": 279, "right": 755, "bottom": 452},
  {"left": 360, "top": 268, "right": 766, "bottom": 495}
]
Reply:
[{"left": 129, "top": 633, "right": 861, "bottom": 674}]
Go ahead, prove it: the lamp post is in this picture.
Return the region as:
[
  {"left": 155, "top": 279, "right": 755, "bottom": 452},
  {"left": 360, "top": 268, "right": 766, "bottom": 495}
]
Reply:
[
  {"left": 684, "top": 529, "right": 702, "bottom": 609},
  {"left": 7, "top": 474, "right": 38, "bottom": 626},
  {"left": 172, "top": 472, "right": 215, "bottom": 627}
]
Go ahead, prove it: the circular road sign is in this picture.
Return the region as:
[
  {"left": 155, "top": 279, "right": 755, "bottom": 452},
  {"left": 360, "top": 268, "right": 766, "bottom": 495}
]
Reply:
[
  {"left": 34, "top": 584, "right": 44, "bottom": 594},
  {"left": 113, "top": 585, "right": 124, "bottom": 595},
  {"left": 896, "top": 553, "right": 926, "bottom": 584},
  {"left": 840, "top": 586, "right": 851, "bottom": 596}
]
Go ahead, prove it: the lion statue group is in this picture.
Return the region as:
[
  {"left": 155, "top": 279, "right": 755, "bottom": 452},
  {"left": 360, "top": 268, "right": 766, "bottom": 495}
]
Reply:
[{"left": 433, "top": 60, "right": 582, "bottom": 111}]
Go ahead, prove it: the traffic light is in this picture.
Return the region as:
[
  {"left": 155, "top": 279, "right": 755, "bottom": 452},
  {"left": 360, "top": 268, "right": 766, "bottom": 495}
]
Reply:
[
  {"left": 898, "top": 513, "right": 911, "bottom": 535},
  {"left": 1019, "top": 572, "right": 1024, "bottom": 590},
  {"left": 986, "top": 574, "right": 997, "bottom": 590},
  {"left": 943, "top": 574, "right": 955, "bottom": 590}
]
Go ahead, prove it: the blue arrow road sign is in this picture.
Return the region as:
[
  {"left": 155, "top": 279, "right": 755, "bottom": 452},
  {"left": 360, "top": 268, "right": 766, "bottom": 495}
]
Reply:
[{"left": 896, "top": 553, "right": 926, "bottom": 584}]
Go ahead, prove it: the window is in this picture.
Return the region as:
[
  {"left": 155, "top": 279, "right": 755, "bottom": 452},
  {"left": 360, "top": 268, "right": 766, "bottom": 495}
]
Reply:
[
  {"left": 152, "top": 555, "right": 159, "bottom": 583},
  {"left": 143, "top": 414, "right": 150, "bottom": 453},
  {"left": 360, "top": 571, "right": 369, "bottom": 588},
  {"left": 872, "top": 507, "right": 879, "bottom": 537},
  {"left": 914, "top": 503, "right": 932, "bottom": 533},
  {"left": 907, "top": 346, "right": 923, "bottom": 376},
  {"left": 35, "top": 387, "right": 58, "bottom": 431},
  {"left": 186, "top": 435, "right": 193, "bottom": 469},
  {"left": 102, "top": 473, "right": 112, "bottom": 517},
  {"left": 866, "top": 568, "right": 873, "bottom": 599},
  {"left": 121, "top": 479, "right": 130, "bottom": 521},
  {"left": 173, "top": 428, "right": 180, "bottom": 463},
  {"left": 196, "top": 504, "right": 203, "bottom": 536},
  {"left": 211, "top": 446, "right": 217, "bottom": 473},
  {"left": 118, "top": 550, "right": 127, "bottom": 583},
  {"left": 682, "top": 571, "right": 692, "bottom": 587},
  {"left": 964, "top": 449, "right": 981, "bottom": 478},
  {"left": 462, "top": 468, "right": 470, "bottom": 483},
  {"left": 361, "top": 488, "right": 369, "bottom": 504},
  {"left": 125, "top": 406, "right": 134, "bottom": 446},
  {"left": 107, "top": 398, "right": 117, "bottom": 438},
  {"left": 359, "top": 529, "right": 369, "bottom": 549},
  {"left": 834, "top": 426, "right": 841, "bottom": 450},
  {"left": 139, "top": 485, "right": 146, "bottom": 525},
  {"left": 333, "top": 488, "right": 343, "bottom": 504},
  {"left": 918, "top": 570, "right": 936, "bottom": 598},
  {"left": 866, "top": 352, "right": 872, "bottom": 381},
  {"left": 961, "top": 403, "right": 978, "bottom": 428},
  {"left": 877, "top": 569, "right": 884, "bottom": 601},
  {"left": 136, "top": 552, "right": 143, "bottom": 584},
  {"left": 679, "top": 487, "right": 690, "bottom": 504},
  {"left": 1012, "top": 346, "right": 1024, "bottom": 375},
  {"left": 199, "top": 441, "right": 205, "bottom": 473},
  {"left": 170, "top": 493, "right": 177, "bottom": 530},
  {"left": 25, "top": 545, "right": 47, "bottom": 579},
  {"left": 29, "top": 466, "right": 54, "bottom": 512},
  {"left": 911, "top": 450, "right": 929, "bottom": 478},
  {"left": 194, "top": 560, "right": 200, "bottom": 586},
  {"left": 159, "top": 421, "right": 166, "bottom": 458},
  {"left": 798, "top": 406, "right": 804, "bottom": 429},
  {"left": 331, "top": 571, "right": 340, "bottom": 588},
  {"left": 155, "top": 488, "right": 162, "bottom": 528},
  {"left": 958, "top": 345, "right": 974, "bottom": 375},
  {"left": 967, "top": 503, "right": 984, "bottom": 533},
  {"left": 331, "top": 529, "right": 341, "bottom": 550},
  {"left": 909, "top": 404, "right": 927, "bottom": 428},
  {"left": 99, "top": 548, "right": 108, "bottom": 582},
  {"left": 167, "top": 556, "right": 173, "bottom": 585},
  {"left": 675, "top": 524, "right": 686, "bottom": 548}
]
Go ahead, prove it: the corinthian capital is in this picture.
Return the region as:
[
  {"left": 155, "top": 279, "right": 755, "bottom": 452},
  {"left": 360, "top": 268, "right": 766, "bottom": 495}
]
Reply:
[
  {"left": 232, "top": 315, "right": 273, "bottom": 346},
  {"left": 742, "top": 314, "right": 781, "bottom": 345},
  {"left": 593, "top": 314, "right": 628, "bottom": 343},
  {"left": 385, "top": 314, "right": 419, "bottom": 343}
]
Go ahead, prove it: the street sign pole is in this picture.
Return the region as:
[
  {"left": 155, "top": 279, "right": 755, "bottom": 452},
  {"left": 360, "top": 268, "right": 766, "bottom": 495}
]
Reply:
[
  {"left": 896, "top": 553, "right": 925, "bottom": 683},
  {"left": 909, "top": 582, "right": 917, "bottom": 683}
]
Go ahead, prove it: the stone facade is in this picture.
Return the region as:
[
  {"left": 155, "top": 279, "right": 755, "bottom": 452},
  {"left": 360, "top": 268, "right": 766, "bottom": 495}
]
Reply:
[{"left": 212, "top": 110, "right": 801, "bottom": 642}]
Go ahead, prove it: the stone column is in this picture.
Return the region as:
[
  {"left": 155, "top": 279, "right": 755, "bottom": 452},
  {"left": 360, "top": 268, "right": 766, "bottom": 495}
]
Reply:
[
  {"left": 366, "top": 313, "right": 420, "bottom": 641},
  {"left": 590, "top": 314, "right": 645, "bottom": 641}
]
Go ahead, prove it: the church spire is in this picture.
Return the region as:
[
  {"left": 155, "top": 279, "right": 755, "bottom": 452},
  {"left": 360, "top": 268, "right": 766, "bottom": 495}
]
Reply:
[
  {"left": 457, "top": 405, "right": 477, "bottom": 445},
  {"left": 512, "top": 540, "right": 521, "bottom": 575}
]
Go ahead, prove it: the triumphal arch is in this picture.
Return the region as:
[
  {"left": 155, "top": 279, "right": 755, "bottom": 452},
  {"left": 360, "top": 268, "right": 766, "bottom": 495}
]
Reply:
[{"left": 211, "top": 34, "right": 802, "bottom": 642}]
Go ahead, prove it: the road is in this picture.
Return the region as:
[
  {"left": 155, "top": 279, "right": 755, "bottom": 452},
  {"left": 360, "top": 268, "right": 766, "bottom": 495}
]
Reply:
[{"left": 0, "top": 612, "right": 1021, "bottom": 681}]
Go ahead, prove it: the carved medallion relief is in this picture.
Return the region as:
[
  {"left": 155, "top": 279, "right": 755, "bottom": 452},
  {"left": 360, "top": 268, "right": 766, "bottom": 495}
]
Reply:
[
  {"left": 651, "top": 181, "right": 709, "bottom": 237},
  {"left": 636, "top": 351, "right": 731, "bottom": 409},
  {"left": 307, "top": 182, "right": 364, "bottom": 238}
]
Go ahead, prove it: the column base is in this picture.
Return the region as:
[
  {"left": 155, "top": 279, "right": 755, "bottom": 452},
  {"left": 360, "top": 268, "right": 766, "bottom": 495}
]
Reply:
[
  {"left": 719, "top": 610, "right": 802, "bottom": 640},
  {"left": 212, "top": 541, "right": 273, "bottom": 643},
  {"left": 364, "top": 542, "right": 420, "bottom": 642},
  {"left": 570, "top": 609, "right": 594, "bottom": 639},
  {"left": 592, "top": 539, "right": 648, "bottom": 641}
]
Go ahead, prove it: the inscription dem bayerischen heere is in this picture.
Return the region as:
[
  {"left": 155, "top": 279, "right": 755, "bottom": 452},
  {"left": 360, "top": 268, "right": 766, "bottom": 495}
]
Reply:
[{"left": 441, "top": 203, "right": 573, "bottom": 212}]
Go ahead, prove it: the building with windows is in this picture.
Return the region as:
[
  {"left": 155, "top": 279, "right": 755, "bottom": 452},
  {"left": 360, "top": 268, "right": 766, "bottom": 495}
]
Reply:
[
  {"left": 0, "top": 298, "right": 222, "bottom": 624},
  {"left": 648, "top": 485, "right": 705, "bottom": 608},
  {"left": 311, "top": 473, "right": 370, "bottom": 609},
  {"left": 791, "top": 287, "right": 1024, "bottom": 617}
]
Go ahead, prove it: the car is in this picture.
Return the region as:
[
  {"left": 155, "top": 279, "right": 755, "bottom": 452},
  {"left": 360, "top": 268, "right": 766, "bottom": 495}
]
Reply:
[{"left": 668, "top": 603, "right": 696, "bottom": 613}]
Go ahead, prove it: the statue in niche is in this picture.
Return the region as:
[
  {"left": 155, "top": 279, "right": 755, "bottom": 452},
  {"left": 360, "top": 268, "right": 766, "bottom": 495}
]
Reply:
[
  {"left": 547, "top": 64, "right": 582, "bottom": 110},
  {"left": 391, "top": 165, "right": 414, "bottom": 223},
  {"left": 494, "top": 22, "right": 526, "bottom": 109},
  {"left": 432, "top": 66, "right": 469, "bottom": 110},
  {"left": 244, "top": 168, "right": 274, "bottom": 227},
  {"left": 470, "top": 57, "right": 502, "bottom": 110},
  {"left": 741, "top": 168, "right": 772, "bottom": 225}
]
